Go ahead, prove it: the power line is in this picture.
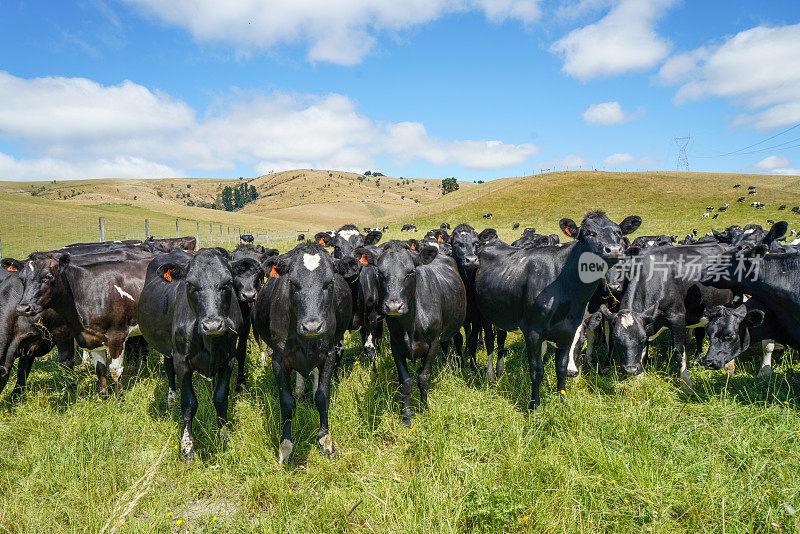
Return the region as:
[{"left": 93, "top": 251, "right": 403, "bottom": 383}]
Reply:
[
  {"left": 713, "top": 122, "right": 800, "bottom": 157},
  {"left": 694, "top": 134, "right": 800, "bottom": 158}
]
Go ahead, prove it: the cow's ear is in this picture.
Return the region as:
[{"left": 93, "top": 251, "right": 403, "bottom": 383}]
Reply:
[
  {"left": 416, "top": 245, "right": 438, "bottom": 266},
  {"left": 642, "top": 302, "right": 659, "bottom": 324},
  {"left": 478, "top": 228, "right": 497, "bottom": 243},
  {"left": 213, "top": 247, "right": 231, "bottom": 260},
  {"left": 364, "top": 231, "right": 382, "bottom": 246},
  {"left": 0, "top": 258, "right": 23, "bottom": 272},
  {"left": 764, "top": 221, "right": 788, "bottom": 244},
  {"left": 559, "top": 218, "right": 579, "bottom": 239},
  {"left": 618, "top": 215, "right": 642, "bottom": 235},
  {"left": 744, "top": 309, "right": 764, "bottom": 327},
  {"left": 262, "top": 255, "right": 290, "bottom": 277},
  {"left": 599, "top": 304, "right": 614, "bottom": 321},
  {"left": 548, "top": 234, "right": 560, "bottom": 245},
  {"left": 585, "top": 311, "right": 603, "bottom": 331},
  {"left": 156, "top": 263, "right": 184, "bottom": 282},
  {"left": 56, "top": 252, "right": 71, "bottom": 272},
  {"left": 353, "top": 247, "right": 376, "bottom": 267},
  {"left": 315, "top": 232, "right": 332, "bottom": 247},
  {"left": 334, "top": 256, "right": 361, "bottom": 283}
]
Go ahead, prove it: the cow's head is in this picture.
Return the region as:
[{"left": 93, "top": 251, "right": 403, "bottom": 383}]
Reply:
[
  {"left": 229, "top": 245, "right": 279, "bottom": 303},
  {"left": 702, "top": 304, "right": 763, "bottom": 370},
  {"left": 449, "top": 224, "right": 479, "bottom": 269},
  {"left": 16, "top": 252, "right": 70, "bottom": 317},
  {"left": 357, "top": 240, "right": 437, "bottom": 317},
  {"left": 266, "top": 242, "right": 360, "bottom": 338},
  {"left": 600, "top": 303, "right": 658, "bottom": 375},
  {"left": 559, "top": 211, "right": 641, "bottom": 259},
  {"left": 157, "top": 248, "right": 236, "bottom": 337}
]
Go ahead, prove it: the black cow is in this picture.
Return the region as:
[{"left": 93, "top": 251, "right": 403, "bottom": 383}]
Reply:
[
  {"left": 228, "top": 245, "right": 279, "bottom": 391},
  {"left": 253, "top": 242, "right": 358, "bottom": 463},
  {"left": 702, "top": 297, "right": 789, "bottom": 379},
  {"left": 447, "top": 224, "right": 483, "bottom": 371},
  {"left": 779, "top": 205, "right": 787, "bottom": 210},
  {"left": 476, "top": 211, "right": 641, "bottom": 408},
  {"left": 240, "top": 234, "right": 254, "bottom": 244},
  {"left": 512, "top": 229, "right": 560, "bottom": 248},
  {"left": 512, "top": 223, "right": 520, "bottom": 230},
  {"left": 483, "top": 213, "right": 493, "bottom": 219},
  {"left": 734, "top": 184, "right": 741, "bottom": 188},
  {"left": 401, "top": 224, "right": 417, "bottom": 232},
  {"left": 15, "top": 249, "right": 154, "bottom": 399},
  {"left": 440, "top": 223, "right": 451, "bottom": 230},
  {"left": 297, "top": 234, "right": 305, "bottom": 241},
  {"left": 138, "top": 248, "right": 243, "bottom": 460},
  {"left": 357, "top": 241, "right": 466, "bottom": 425},
  {"left": 601, "top": 244, "right": 734, "bottom": 385},
  {"left": 737, "top": 197, "right": 745, "bottom": 202}
]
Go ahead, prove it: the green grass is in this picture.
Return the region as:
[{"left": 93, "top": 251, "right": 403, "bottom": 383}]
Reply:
[{"left": 1, "top": 331, "right": 799, "bottom": 533}]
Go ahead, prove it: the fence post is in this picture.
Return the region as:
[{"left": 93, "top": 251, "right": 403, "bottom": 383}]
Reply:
[
  {"left": 0, "top": 229, "right": 3, "bottom": 258},
  {"left": 175, "top": 219, "right": 179, "bottom": 238},
  {"left": 219, "top": 225, "right": 223, "bottom": 244},
  {"left": 209, "top": 223, "right": 213, "bottom": 246},
  {"left": 99, "top": 217, "right": 106, "bottom": 242},
  {"left": 227, "top": 227, "right": 230, "bottom": 244},
  {"left": 145, "top": 218, "right": 150, "bottom": 238},
  {"left": 196, "top": 222, "right": 201, "bottom": 246}
]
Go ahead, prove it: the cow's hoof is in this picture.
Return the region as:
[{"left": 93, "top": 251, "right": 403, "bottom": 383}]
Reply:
[
  {"left": 486, "top": 368, "right": 496, "bottom": 384},
  {"left": 278, "top": 439, "right": 293, "bottom": 466},
  {"left": 495, "top": 358, "right": 505, "bottom": 378},
  {"left": 566, "top": 369, "right": 580, "bottom": 378},
  {"left": 680, "top": 372, "right": 694, "bottom": 393},
  {"left": 757, "top": 365, "right": 772, "bottom": 380},
  {"left": 235, "top": 381, "right": 246, "bottom": 394},
  {"left": 528, "top": 400, "right": 540, "bottom": 412},
  {"left": 217, "top": 428, "right": 230, "bottom": 449},
  {"left": 318, "top": 433, "right": 336, "bottom": 458},
  {"left": 167, "top": 389, "right": 178, "bottom": 410}
]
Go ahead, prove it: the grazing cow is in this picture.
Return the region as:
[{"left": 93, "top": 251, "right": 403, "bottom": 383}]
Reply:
[
  {"left": 297, "top": 234, "right": 305, "bottom": 241},
  {"left": 734, "top": 184, "right": 741, "bottom": 188},
  {"left": 706, "top": 206, "right": 714, "bottom": 212},
  {"left": 793, "top": 207, "right": 800, "bottom": 214},
  {"left": 356, "top": 241, "right": 466, "bottom": 425},
  {"left": 476, "top": 211, "right": 642, "bottom": 408},
  {"left": 631, "top": 235, "right": 674, "bottom": 249},
  {"left": 15, "top": 249, "right": 154, "bottom": 398},
  {"left": 737, "top": 197, "right": 745, "bottom": 202},
  {"left": 483, "top": 213, "right": 493, "bottom": 219},
  {"left": 512, "top": 223, "right": 520, "bottom": 230},
  {"left": 712, "top": 213, "right": 719, "bottom": 219},
  {"left": 240, "top": 234, "right": 254, "bottom": 244},
  {"left": 401, "top": 224, "right": 417, "bottom": 232},
  {"left": 602, "top": 245, "right": 735, "bottom": 385},
  {"left": 779, "top": 205, "right": 787, "bottom": 210},
  {"left": 253, "top": 243, "right": 359, "bottom": 463},
  {"left": 702, "top": 213, "right": 710, "bottom": 219},
  {"left": 767, "top": 219, "right": 775, "bottom": 225},
  {"left": 440, "top": 223, "right": 451, "bottom": 230},
  {"left": 702, "top": 298, "right": 789, "bottom": 379},
  {"left": 316, "top": 227, "right": 384, "bottom": 368},
  {"left": 749, "top": 190, "right": 757, "bottom": 195},
  {"left": 228, "top": 245, "right": 279, "bottom": 391},
  {"left": 137, "top": 248, "right": 243, "bottom": 460},
  {"left": 748, "top": 185, "right": 756, "bottom": 190}
]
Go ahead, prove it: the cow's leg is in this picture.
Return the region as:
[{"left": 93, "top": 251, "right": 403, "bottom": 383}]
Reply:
[
  {"left": 91, "top": 348, "right": 110, "bottom": 400},
  {"left": 315, "top": 352, "right": 337, "bottom": 458},
  {"left": 389, "top": 324, "right": 414, "bottom": 426},
  {"left": 450, "top": 331, "right": 463, "bottom": 369},
  {"left": 106, "top": 336, "right": 126, "bottom": 399},
  {"left": 418, "top": 338, "right": 439, "bottom": 412},
  {"left": 692, "top": 327, "right": 706, "bottom": 361},
  {"left": 164, "top": 356, "right": 178, "bottom": 409},
  {"left": 758, "top": 340, "right": 775, "bottom": 380},
  {"left": 179, "top": 370, "right": 199, "bottom": 461},
  {"left": 9, "top": 355, "right": 35, "bottom": 401},
  {"left": 554, "top": 343, "right": 574, "bottom": 401},
  {"left": 485, "top": 323, "right": 497, "bottom": 382},
  {"left": 670, "top": 321, "right": 692, "bottom": 391},
  {"left": 524, "top": 330, "right": 544, "bottom": 410},
  {"left": 212, "top": 361, "right": 233, "bottom": 447},
  {"left": 273, "top": 358, "right": 296, "bottom": 465},
  {"left": 584, "top": 323, "right": 597, "bottom": 366},
  {"left": 361, "top": 324, "right": 377, "bottom": 372},
  {"left": 464, "top": 317, "right": 480, "bottom": 374},
  {"left": 235, "top": 313, "right": 251, "bottom": 392},
  {"left": 495, "top": 329, "right": 507, "bottom": 378}
]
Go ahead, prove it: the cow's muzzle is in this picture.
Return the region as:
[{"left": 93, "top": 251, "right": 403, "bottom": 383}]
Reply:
[
  {"left": 16, "top": 303, "right": 39, "bottom": 317},
  {"left": 199, "top": 317, "right": 227, "bottom": 336},
  {"left": 622, "top": 364, "right": 643, "bottom": 376},
  {"left": 383, "top": 300, "right": 407, "bottom": 316},
  {"left": 299, "top": 319, "right": 324, "bottom": 338}
]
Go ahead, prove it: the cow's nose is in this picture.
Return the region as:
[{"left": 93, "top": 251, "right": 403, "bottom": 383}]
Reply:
[
  {"left": 300, "top": 320, "right": 323, "bottom": 337},
  {"left": 702, "top": 357, "right": 724, "bottom": 370},
  {"left": 385, "top": 300, "right": 406, "bottom": 316},
  {"left": 604, "top": 245, "right": 623, "bottom": 256},
  {"left": 16, "top": 303, "right": 34, "bottom": 317},
  {"left": 200, "top": 317, "right": 225, "bottom": 335},
  {"left": 241, "top": 290, "right": 257, "bottom": 302},
  {"left": 622, "top": 364, "right": 643, "bottom": 375},
  {"left": 464, "top": 255, "right": 479, "bottom": 267}
]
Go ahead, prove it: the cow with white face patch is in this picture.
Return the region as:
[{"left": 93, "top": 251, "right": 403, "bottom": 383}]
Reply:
[
  {"left": 16, "top": 249, "right": 153, "bottom": 399},
  {"left": 356, "top": 240, "right": 466, "bottom": 426},
  {"left": 137, "top": 248, "right": 243, "bottom": 460},
  {"left": 253, "top": 242, "right": 360, "bottom": 464}
]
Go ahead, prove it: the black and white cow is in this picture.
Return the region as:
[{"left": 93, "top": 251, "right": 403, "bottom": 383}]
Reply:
[
  {"left": 253, "top": 243, "right": 359, "bottom": 464},
  {"left": 137, "top": 248, "right": 243, "bottom": 460},
  {"left": 476, "top": 211, "right": 642, "bottom": 408},
  {"left": 630, "top": 235, "right": 674, "bottom": 249},
  {"left": 702, "top": 298, "right": 789, "bottom": 379},
  {"left": 356, "top": 241, "right": 466, "bottom": 425}
]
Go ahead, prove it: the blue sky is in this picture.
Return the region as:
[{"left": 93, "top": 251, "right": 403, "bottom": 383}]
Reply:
[{"left": 0, "top": 0, "right": 798, "bottom": 181}]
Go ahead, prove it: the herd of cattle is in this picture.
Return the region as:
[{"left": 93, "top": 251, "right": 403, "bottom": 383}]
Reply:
[{"left": 1, "top": 209, "right": 800, "bottom": 463}]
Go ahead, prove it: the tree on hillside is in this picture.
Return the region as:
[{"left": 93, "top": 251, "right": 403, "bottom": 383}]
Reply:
[{"left": 441, "top": 177, "right": 459, "bottom": 195}]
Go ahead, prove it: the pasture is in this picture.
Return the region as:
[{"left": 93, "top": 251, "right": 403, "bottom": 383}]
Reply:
[{"left": 1, "top": 170, "right": 800, "bottom": 533}]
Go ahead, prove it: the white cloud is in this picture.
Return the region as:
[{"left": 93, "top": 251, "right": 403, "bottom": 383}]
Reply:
[
  {"left": 751, "top": 155, "right": 791, "bottom": 171},
  {"left": 771, "top": 168, "right": 800, "bottom": 176},
  {"left": 658, "top": 23, "right": 800, "bottom": 129},
  {"left": 550, "top": 0, "right": 676, "bottom": 80},
  {"left": 602, "top": 153, "right": 635, "bottom": 167},
  {"left": 124, "top": 0, "right": 541, "bottom": 65},
  {"left": 582, "top": 101, "right": 639, "bottom": 125},
  {"left": 0, "top": 71, "right": 539, "bottom": 179}
]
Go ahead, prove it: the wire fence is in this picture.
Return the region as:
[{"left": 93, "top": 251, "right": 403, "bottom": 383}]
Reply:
[{"left": 0, "top": 214, "right": 309, "bottom": 258}]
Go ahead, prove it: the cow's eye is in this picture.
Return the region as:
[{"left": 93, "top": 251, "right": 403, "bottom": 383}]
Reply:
[
  {"left": 43, "top": 274, "right": 54, "bottom": 282},
  {"left": 584, "top": 230, "right": 596, "bottom": 237}
]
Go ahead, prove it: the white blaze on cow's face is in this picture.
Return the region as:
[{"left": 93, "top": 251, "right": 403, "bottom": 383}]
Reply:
[{"left": 303, "top": 253, "right": 321, "bottom": 271}]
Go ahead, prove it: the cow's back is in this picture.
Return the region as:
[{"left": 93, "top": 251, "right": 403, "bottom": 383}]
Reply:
[{"left": 415, "top": 255, "right": 466, "bottom": 341}]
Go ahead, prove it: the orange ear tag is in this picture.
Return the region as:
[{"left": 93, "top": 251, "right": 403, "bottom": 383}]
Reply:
[
  {"left": 437, "top": 235, "right": 444, "bottom": 242},
  {"left": 359, "top": 254, "right": 368, "bottom": 265},
  {"left": 319, "top": 238, "right": 325, "bottom": 245},
  {"left": 6, "top": 265, "right": 17, "bottom": 272},
  {"left": 269, "top": 265, "right": 280, "bottom": 278},
  {"left": 565, "top": 227, "right": 572, "bottom": 237},
  {"left": 410, "top": 242, "right": 416, "bottom": 250},
  {"left": 163, "top": 269, "right": 172, "bottom": 282}
]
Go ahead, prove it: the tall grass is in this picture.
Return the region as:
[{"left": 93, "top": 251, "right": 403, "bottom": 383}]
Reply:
[{"left": 1, "top": 331, "right": 798, "bottom": 533}]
